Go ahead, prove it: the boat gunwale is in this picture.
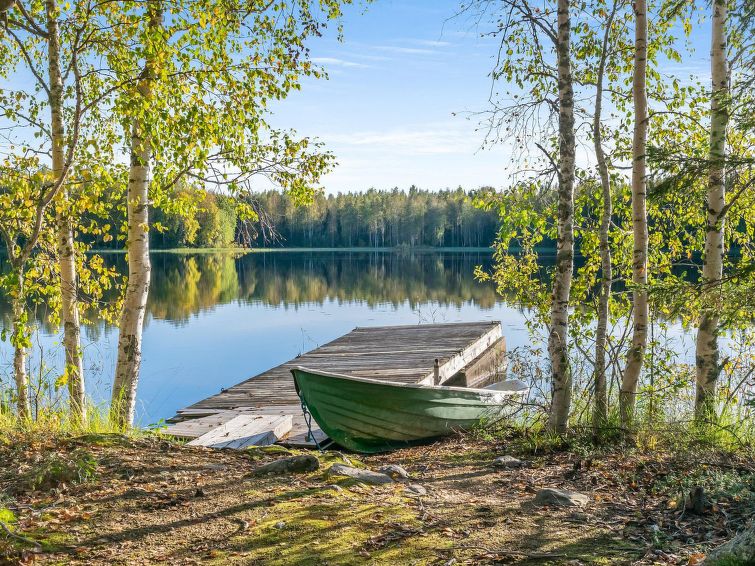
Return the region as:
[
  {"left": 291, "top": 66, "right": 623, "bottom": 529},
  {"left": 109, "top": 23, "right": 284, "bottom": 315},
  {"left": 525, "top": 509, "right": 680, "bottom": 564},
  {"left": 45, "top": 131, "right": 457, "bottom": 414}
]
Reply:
[{"left": 291, "top": 365, "right": 528, "bottom": 397}]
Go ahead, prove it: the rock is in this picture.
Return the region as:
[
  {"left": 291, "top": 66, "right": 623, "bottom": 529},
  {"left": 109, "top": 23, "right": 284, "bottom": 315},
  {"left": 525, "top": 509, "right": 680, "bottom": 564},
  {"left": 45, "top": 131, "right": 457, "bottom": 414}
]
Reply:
[
  {"left": 706, "top": 524, "right": 755, "bottom": 565},
  {"left": 274, "top": 521, "right": 286, "bottom": 529},
  {"left": 403, "top": 484, "right": 427, "bottom": 497},
  {"left": 250, "top": 454, "right": 320, "bottom": 475},
  {"left": 493, "top": 455, "right": 524, "bottom": 469},
  {"left": 122, "top": 488, "right": 150, "bottom": 498},
  {"left": 377, "top": 464, "right": 411, "bottom": 480},
  {"left": 327, "top": 464, "right": 394, "bottom": 485},
  {"left": 533, "top": 488, "right": 589, "bottom": 508}
]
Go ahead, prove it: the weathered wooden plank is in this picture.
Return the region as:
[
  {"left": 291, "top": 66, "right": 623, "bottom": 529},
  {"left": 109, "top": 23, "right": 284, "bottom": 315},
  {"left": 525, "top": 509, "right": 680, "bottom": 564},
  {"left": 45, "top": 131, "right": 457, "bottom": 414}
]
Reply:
[
  {"left": 170, "top": 322, "right": 505, "bottom": 448},
  {"left": 426, "top": 323, "right": 502, "bottom": 385},
  {"left": 165, "top": 410, "right": 241, "bottom": 437},
  {"left": 443, "top": 337, "right": 507, "bottom": 388},
  {"left": 187, "top": 414, "right": 293, "bottom": 448}
]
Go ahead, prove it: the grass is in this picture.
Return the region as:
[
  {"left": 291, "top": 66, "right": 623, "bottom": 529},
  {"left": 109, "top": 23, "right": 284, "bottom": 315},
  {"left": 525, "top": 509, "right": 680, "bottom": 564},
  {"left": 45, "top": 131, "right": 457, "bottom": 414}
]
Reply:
[{"left": 0, "top": 400, "right": 151, "bottom": 446}]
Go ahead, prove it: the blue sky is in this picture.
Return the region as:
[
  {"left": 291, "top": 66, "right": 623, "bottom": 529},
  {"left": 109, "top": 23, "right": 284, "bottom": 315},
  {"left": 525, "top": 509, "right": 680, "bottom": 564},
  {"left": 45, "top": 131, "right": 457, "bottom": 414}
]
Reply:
[
  {"left": 270, "top": 0, "right": 713, "bottom": 195},
  {"left": 270, "top": 1, "right": 513, "bottom": 194}
]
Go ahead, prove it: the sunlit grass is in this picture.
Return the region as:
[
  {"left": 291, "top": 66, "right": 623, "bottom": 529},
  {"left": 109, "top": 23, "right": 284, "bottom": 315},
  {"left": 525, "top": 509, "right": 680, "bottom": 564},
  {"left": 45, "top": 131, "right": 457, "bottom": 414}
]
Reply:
[{"left": 0, "top": 399, "right": 147, "bottom": 441}]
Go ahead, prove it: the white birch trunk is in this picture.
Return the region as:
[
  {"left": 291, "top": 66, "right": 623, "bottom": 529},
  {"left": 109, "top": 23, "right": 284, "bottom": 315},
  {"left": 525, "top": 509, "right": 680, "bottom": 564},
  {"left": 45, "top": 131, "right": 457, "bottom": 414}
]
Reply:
[
  {"left": 592, "top": 9, "right": 615, "bottom": 431},
  {"left": 620, "top": 0, "right": 649, "bottom": 430},
  {"left": 12, "top": 280, "right": 30, "bottom": 420},
  {"left": 47, "top": 0, "right": 86, "bottom": 424},
  {"left": 695, "top": 0, "right": 728, "bottom": 420},
  {"left": 547, "top": 0, "right": 576, "bottom": 434},
  {"left": 111, "top": 5, "right": 161, "bottom": 428}
]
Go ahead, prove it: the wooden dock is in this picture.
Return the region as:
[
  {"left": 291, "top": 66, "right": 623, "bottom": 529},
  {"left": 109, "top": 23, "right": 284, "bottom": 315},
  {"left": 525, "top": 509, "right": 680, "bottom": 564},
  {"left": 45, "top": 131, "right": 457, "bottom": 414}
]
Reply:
[{"left": 166, "top": 321, "right": 506, "bottom": 447}]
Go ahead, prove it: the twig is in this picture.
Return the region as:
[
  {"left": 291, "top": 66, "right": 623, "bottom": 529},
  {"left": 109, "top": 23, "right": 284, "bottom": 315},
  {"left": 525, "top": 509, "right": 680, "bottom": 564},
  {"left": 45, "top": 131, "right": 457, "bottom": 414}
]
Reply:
[{"left": 0, "top": 520, "right": 42, "bottom": 550}]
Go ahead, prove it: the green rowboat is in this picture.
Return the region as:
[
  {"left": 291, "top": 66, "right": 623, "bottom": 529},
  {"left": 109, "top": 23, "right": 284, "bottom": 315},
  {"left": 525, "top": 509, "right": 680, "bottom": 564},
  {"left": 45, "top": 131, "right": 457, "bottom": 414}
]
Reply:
[{"left": 291, "top": 366, "right": 528, "bottom": 453}]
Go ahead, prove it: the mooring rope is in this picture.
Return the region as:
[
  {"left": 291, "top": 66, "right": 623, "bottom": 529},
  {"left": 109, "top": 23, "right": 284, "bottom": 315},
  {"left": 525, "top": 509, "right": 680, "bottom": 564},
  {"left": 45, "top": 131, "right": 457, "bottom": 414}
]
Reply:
[{"left": 299, "top": 398, "right": 323, "bottom": 452}]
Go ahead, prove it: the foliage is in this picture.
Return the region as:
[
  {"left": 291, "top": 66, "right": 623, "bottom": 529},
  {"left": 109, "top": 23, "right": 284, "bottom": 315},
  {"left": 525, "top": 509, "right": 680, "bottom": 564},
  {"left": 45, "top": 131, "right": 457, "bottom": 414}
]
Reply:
[
  {"left": 96, "top": 0, "right": 346, "bottom": 224},
  {"left": 471, "top": 0, "right": 755, "bottom": 432}
]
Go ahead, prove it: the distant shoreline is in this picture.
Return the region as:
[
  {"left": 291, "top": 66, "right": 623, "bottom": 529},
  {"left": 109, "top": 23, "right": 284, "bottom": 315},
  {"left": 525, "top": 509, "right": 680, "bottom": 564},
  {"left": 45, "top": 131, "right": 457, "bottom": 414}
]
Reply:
[{"left": 86, "top": 246, "right": 499, "bottom": 254}]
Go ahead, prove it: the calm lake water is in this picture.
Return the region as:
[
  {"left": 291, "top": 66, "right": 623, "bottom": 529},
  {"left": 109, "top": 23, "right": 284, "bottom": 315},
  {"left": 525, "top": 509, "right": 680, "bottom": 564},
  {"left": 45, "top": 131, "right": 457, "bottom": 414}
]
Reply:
[{"left": 0, "top": 251, "right": 534, "bottom": 425}]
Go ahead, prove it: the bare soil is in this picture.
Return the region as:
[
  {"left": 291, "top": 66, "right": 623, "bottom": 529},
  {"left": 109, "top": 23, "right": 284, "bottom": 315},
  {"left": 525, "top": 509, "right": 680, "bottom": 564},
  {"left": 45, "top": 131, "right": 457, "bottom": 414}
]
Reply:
[{"left": 0, "top": 433, "right": 752, "bottom": 565}]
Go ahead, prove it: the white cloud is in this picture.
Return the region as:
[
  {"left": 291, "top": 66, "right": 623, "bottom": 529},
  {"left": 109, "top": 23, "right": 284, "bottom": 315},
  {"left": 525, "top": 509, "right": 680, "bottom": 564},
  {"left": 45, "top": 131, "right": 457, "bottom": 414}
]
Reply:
[
  {"left": 324, "top": 123, "right": 478, "bottom": 156},
  {"left": 404, "top": 39, "right": 452, "bottom": 47},
  {"left": 311, "top": 57, "right": 369, "bottom": 69}
]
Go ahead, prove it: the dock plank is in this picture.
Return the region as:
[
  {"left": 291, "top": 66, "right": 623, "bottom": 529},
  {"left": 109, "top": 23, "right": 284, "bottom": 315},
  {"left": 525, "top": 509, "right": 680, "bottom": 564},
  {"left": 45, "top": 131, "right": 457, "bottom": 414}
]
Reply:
[
  {"left": 170, "top": 322, "right": 503, "bottom": 448},
  {"left": 187, "top": 415, "right": 293, "bottom": 449}
]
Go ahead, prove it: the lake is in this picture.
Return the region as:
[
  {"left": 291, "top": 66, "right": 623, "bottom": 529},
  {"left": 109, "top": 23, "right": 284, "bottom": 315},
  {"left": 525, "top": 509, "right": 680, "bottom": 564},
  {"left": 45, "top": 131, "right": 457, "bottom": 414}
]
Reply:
[{"left": 0, "top": 250, "right": 534, "bottom": 425}]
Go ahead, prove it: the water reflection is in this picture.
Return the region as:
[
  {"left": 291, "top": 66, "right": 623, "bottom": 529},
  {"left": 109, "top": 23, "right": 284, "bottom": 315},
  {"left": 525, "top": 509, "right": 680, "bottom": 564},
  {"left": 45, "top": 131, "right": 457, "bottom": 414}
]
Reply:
[
  {"left": 145, "top": 251, "right": 502, "bottom": 324},
  {"left": 1, "top": 251, "right": 502, "bottom": 329},
  {"left": 1, "top": 251, "right": 520, "bottom": 424}
]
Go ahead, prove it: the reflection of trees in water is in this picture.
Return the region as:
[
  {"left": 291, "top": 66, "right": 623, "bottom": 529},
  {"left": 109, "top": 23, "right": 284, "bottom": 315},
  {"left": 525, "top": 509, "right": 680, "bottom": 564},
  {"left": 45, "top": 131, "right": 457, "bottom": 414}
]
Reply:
[
  {"left": 0, "top": 252, "right": 502, "bottom": 331},
  {"left": 230, "top": 252, "right": 501, "bottom": 311},
  {"left": 148, "top": 254, "right": 240, "bottom": 323},
  {"left": 149, "top": 251, "right": 502, "bottom": 322}
]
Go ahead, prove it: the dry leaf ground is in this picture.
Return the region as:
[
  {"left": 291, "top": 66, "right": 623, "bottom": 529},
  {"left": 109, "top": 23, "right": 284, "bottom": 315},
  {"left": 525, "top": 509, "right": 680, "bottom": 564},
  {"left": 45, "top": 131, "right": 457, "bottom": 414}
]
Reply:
[{"left": 0, "top": 432, "right": 752, "bottom": 565}]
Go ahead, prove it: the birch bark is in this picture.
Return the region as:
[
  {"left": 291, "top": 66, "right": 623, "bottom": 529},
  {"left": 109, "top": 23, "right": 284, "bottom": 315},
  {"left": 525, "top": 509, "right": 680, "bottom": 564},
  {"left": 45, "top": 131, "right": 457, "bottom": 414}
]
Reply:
[
  {"left": 11, "top": 278, "right": 30, "bottom": 419},
  {"left": 592, "top": 3, "right": 617, "bottom": 431},
  {"left": 695, "top": 0, "right": 728, "bottom": 420},
  {"left": 111, "top": 4, "right": 161, "bottom": 428},
  {"left": 547, "top": 0, "right": 576, "bottom": 433},
  {"left": 620, "top": 0, "right": 649, "bottom": 430},
  {"left": 47, "top": 0, "right": 86, "bottom": 423}
]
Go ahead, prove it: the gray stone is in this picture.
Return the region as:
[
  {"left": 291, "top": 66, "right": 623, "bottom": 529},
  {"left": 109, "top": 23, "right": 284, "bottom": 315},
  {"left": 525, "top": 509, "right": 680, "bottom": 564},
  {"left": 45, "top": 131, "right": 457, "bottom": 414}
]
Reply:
[
  {"left": 250, "top": 454, "right": 320, "bottom": 475},
  {"left": 327, "top": 464, "right": 394, "bottom": 485},
  {"left": 403, "top": 484, "right": 427, "bottom": 497},
  {"left": 493, "top": 455, "right": 524, "bottom": 469},
  {"left": 378, "top": 464, "right": 411, "bottom": 480},
  {"left": 533, "top": 488, "right": 589, "bottom": 508},
  {"left": 706, "top": 524, "right": 755, "bottom": 565}
]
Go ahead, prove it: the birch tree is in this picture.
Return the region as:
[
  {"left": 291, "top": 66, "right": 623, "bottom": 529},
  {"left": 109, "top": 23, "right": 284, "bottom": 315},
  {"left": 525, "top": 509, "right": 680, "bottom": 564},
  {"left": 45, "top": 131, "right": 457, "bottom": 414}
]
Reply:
[
  {"left": 641, "top": 2, "right": 753, "bottom": 424},
  {"left": 105, "top": 0, "right": 348, "bottom": 427},
  {"left": 0, "top": 166, "right": 59, "bottom": 419},
  {"left": 545, "top": 0, "right": 576, "bottom": 434},
  {"left": 46, "top": 0, "right": 85, "bottom": 422},
  {"left": 109, "top": 1, "right": 162, "bottom": 429},
  {"left": 695, "top": 0, "right": 729, "bottom": 420},
  {"left": 460, "top": 0, "right": 577, "bottom": 433},
  {"left": 0, "top": 0, "right": 115, "bottom": 420},
  {"left": 590, "top": 0, "right": 623, "bottom": 430},
  {"left": 619, "top": 0, "right": 649, "bottom": 430}
]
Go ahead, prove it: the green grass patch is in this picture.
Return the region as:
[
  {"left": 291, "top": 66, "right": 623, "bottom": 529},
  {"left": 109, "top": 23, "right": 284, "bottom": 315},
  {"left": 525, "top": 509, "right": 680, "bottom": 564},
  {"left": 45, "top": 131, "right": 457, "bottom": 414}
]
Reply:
[{"left": 222, "top": 493, "right": 443, "bottom": 565}]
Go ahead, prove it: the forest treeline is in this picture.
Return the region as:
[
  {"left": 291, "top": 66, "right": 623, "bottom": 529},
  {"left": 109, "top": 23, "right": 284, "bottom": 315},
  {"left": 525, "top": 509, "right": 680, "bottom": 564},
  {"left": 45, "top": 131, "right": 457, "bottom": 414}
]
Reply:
[{"left": 86, "top": 187, "right": 500, "bottom": 250}]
